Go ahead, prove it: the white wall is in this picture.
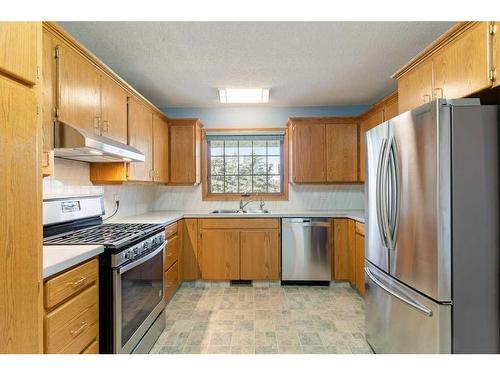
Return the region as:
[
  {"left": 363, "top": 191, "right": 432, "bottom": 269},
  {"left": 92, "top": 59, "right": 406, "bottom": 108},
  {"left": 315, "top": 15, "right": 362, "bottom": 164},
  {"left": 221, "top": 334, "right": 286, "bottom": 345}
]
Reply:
[
  {"left": 154, "top": 184, "right": 364, "bottom": 212},
  {"left": 43, "top": 159, "right": 156, "bottom": 220}
]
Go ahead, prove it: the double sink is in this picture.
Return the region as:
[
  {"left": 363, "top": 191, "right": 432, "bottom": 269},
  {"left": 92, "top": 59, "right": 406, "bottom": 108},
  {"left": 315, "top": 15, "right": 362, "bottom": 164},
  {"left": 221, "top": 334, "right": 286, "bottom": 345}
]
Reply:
[{"left": 210, "top": 209, "right": 270, "bottom": 214}]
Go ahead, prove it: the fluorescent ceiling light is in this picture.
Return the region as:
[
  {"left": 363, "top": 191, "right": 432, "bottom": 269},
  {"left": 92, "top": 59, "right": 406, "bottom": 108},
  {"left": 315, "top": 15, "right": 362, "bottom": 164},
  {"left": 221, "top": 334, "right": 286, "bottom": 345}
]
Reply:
[{"left": 219, "top": 88, "right": 269, "bottom": 104}]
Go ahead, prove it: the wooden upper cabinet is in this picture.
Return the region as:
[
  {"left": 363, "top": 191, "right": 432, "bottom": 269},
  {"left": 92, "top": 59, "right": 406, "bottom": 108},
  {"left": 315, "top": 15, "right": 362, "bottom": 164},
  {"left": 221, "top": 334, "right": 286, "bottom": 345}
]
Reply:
[
  {"left": 382, "top": 94, "right": 399, "bottom": 121},
  {"left": 0, "top": 22, "right": 38, "bottom": 85},
  {"left": 168, "top": 119, "right": 201, "bottom": 185},
  {"left": 290, "top": 121, "right": 326, "bottom": 183},
  {"left": 432, "top": 22, "right": 491, "bottom": 100},
  {"left": 152, "top": 113, "right": 169, "bottom": 184},
  {"left": 397, "top": 59, "right": 434, "bottom": 114},
  {"left": 359, "top": 108, "right": 384, "bottom": 182},
  {"left": 100, "top": 73, "right": 128, "bottom": 143},
  {"left": 200, "top": 230, "right": 240, "bottom": 280},
  {"left": 325, "top": 123, "right": 358, "bottom": 182},
  {"left": 127, "top": 98, "right": 153, "bottom": 182},
  {"left": 55, "top": 41, "right": 101, "bottom": 135},
  {"left": 240, "top": 230, "right": 280, "bottom": 280}
]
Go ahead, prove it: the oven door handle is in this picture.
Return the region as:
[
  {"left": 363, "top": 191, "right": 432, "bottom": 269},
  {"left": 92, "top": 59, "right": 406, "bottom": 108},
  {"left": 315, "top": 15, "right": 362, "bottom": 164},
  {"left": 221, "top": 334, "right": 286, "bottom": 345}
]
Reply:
[{"left": 117, "top": 240, "right": 167, "bottom": 275}]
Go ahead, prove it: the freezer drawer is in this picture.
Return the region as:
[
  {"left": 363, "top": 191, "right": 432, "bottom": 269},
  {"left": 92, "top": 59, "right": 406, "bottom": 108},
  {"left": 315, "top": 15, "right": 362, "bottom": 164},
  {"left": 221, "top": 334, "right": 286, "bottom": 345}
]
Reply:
[
  {"left": 365, "top": 262, "right": 451, "bottom": 354},
  {"left": 281, "top": 218, "right": 331, "bottom": 281}
]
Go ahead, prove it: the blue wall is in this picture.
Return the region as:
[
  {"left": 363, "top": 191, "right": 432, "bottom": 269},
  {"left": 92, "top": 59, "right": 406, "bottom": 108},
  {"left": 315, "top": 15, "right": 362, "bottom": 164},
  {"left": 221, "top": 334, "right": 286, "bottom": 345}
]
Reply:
[{"left": 162, "top": 105, "right": 369, "bottom": 129}]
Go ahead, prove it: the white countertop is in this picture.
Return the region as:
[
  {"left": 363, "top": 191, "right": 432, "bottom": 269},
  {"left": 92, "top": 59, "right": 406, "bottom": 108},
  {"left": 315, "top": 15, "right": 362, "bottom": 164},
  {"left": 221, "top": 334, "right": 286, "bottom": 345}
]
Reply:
[
  {"left": 113, "top": 210, "right": 365, "bottom": 226},
  {"left": 43, "top": 245, "right": 104, "bottom": 279}
]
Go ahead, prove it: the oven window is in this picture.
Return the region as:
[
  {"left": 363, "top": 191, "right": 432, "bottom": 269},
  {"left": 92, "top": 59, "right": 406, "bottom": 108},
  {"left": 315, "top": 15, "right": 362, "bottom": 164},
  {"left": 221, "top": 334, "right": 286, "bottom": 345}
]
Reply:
[{"left": 120, "top": 251, "right": 163, "bottom": 347}]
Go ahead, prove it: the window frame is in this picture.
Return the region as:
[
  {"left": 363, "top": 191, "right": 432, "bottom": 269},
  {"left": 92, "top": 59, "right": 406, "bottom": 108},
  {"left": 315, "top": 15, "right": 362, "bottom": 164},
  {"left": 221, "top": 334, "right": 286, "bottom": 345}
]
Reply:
[{"left": 201, "top": 128, "right": 289, "bottom": 201}]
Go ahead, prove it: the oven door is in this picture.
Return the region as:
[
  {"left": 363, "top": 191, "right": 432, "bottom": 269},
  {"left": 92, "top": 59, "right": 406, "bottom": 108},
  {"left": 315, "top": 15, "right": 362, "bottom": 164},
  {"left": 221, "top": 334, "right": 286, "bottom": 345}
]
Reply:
[{"left": 113, "top": 241, "right": 166, "bottom": 354}]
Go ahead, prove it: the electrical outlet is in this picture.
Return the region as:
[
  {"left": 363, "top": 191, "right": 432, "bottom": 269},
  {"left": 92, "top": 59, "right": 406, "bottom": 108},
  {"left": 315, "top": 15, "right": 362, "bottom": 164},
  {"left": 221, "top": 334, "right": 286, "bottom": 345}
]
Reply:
[{"left": 113, "top": 194, "right": 120, "bottom": 203}]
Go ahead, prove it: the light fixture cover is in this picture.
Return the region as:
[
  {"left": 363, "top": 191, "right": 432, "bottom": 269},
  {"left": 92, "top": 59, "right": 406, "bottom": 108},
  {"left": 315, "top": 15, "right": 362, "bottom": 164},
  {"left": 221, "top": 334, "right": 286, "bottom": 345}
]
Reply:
[{"left": 219, "top": 88, "right": 269, "bottom": 104}]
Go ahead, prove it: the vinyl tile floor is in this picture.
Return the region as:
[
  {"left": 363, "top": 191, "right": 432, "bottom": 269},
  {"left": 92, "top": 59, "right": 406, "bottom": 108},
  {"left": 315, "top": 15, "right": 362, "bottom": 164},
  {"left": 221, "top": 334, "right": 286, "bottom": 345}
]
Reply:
[{"left": 149, "top": 283, "right": 372, "bottom": 354}]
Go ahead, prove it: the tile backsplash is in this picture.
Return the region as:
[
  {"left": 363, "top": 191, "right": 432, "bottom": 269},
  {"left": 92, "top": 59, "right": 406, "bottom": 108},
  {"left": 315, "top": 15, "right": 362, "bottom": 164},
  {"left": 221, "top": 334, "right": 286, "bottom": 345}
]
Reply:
[
  {"left": 154, "top": 184, "right": 364, "bottom": 211},
  {"left": 43, "top": 159, "right": 156, "bottom": 221},
  {"left": 43, "top": 159, "right": 364, "bottom": 221}
]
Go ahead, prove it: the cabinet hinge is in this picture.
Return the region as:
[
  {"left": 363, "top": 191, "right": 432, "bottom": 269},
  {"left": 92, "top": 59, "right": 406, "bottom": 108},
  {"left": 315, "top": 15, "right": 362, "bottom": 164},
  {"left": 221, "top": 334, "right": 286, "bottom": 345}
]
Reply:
[
  {"left": 36, "top": 104, "right": 40, "bottom": 116},
  {"left": 54, "top": 107, "right": 60, "bottom": 118},
  {"left": 36, "top": 65, "right": 40, "bottom": 80},
  {"left": 54, "top": 46, "right": 60, "bottom": 58},
  {"left": 489, "top": 22, "right": 497, "bottom": 36},
  {"left": 489, "top": 68, "right": 497, "bottom": 82}
]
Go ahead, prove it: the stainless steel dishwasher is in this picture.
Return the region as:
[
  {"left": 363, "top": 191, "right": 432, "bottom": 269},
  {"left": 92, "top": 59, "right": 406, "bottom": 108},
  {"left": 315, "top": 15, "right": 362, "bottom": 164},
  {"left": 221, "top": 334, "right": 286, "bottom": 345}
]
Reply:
[{"left": 281, "top": 218, "right": 332, "bottom": 284}]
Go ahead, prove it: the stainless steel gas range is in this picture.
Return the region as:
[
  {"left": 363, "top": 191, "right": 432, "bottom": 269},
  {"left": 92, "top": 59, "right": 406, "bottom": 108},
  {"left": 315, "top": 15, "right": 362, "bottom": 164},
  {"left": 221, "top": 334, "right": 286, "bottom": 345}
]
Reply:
[{"left": 43, "top": 195, "right": 167, "bottom": 354}]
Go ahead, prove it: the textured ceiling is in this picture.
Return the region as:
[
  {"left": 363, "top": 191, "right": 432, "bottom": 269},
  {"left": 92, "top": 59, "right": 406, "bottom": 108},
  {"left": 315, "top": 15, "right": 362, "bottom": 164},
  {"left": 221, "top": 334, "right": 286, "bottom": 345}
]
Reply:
[{"left": 59, "top": 22, "right": 454, "bottom": 108}]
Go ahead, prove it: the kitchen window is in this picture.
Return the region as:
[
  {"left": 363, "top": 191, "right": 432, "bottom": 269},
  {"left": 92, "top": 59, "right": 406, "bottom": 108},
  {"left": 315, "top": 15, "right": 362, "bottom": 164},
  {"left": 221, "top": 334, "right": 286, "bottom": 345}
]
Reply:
[{"left": 202, "top": 130, "right": 289, "bottom": 201}]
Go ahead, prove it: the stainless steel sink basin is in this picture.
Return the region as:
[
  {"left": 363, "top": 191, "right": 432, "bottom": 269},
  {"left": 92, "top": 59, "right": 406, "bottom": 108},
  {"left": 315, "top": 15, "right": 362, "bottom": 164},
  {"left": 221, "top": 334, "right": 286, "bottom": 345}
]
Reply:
[{"left": 209, "top": 209, "right": 270, "bottom": 214}]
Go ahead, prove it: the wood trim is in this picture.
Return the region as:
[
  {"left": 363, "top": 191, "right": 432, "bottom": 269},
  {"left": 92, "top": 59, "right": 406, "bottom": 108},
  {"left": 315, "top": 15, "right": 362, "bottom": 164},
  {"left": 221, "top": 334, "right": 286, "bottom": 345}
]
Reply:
[
  {"left": 201, "top": 128, "right": 289, "bottom": 201},
  {"left": 391, "top": 22, "right": 476, "bottom": 80},
  {"left": 288, "top": 116, "right": 359, "bottom": 124},
  {"left": 358, "top": 91, "right": 398, "bottom": 120},
  {"left": 42, "top": 22, "right": 168, "bottom": 121}
]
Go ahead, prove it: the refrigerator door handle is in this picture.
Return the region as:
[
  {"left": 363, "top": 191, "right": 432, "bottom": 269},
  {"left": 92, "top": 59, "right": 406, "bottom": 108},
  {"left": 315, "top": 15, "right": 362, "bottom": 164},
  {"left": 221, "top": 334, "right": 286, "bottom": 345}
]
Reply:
[
  {"left": 389, "top": 137, "right": 401, "bottom": 248},
  {"left": 376, "top": 138, "right": 389, "bottom": 247},
  {"left": 380, "top": 136, "right": 392, "bottom": 249},
  {"left": 365, "top": 267, "right": 433, "bottom": 317}
]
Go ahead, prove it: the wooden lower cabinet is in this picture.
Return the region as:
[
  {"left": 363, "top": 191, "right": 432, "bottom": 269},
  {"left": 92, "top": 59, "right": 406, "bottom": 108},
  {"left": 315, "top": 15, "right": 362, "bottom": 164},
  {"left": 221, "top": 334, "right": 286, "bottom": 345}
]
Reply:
[
  {"left": 43, "top": 258, "right": 99, "bottom": 354},
  {"left": 198, "top": 219, "right": 280, "bottom": 281},
  {"left": 240, "top": 230, "right": 280, "bottom": 280},
  {"left": 164, "top": 222, "right": 181, "bottom": 304},
  {"left": 354, "top": 224, "right": 366, "bottom": 296},
  {"left": 182, "top": 219, "right": 200, "bottom": 280},
  {"left": 333, "top": 219, "right": 350, "bottom": 281},
  {"left": 200, "top": 230, "right": 240, "bottom": 280}
]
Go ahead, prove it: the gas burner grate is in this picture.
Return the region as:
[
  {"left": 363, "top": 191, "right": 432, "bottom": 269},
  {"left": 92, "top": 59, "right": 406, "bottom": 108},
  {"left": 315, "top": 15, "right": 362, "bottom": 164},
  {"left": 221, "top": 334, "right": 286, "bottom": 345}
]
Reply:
[{"left": 43, "top": 223, "right": 163, "bottom": 247}]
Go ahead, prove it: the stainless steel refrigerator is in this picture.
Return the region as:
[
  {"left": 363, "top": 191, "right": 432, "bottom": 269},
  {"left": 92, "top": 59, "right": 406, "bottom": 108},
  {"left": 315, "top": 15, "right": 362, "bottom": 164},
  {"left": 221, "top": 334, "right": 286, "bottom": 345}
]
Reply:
[{"left": 364, "top": 99, "right": 499, "bottom": 354}]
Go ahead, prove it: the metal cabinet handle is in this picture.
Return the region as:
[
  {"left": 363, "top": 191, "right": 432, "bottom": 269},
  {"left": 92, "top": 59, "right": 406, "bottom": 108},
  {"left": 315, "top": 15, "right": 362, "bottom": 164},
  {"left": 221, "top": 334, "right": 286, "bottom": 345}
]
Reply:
[
  {"left": 68, "top": 276, "right": 87, "bottom": 289},
  {"left": 102, "top": 120, "right": 109, "bottom": 133},
  {"left": 433, "top": 87, "right": 443, "bottom": 99},
  {"left": 70, "top": 321, "right": 88, "bottom": 337},
  {"left": 365, "top": 267, "right": 432, "bottom": 317},
  {"left": 423, "top": 94, "right": 431, "bottom": 103}
]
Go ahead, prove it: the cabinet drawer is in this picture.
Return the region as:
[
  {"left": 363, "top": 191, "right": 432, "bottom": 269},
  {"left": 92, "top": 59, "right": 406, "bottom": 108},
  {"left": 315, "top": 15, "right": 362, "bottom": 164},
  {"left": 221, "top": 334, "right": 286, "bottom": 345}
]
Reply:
[
  {"left": 200, "top": 218, "right": 279, "bottom": 230},
  {"left": 165, "top": 222, "right": 178, "bottom": 238},
  {"left": 165, "top": 261, "right": 180, "bottom": 302},
  {"left": 355, "top": 222, "right": 365, "bottom": 236},
  {"left": 165, "top": 234, "right": 179, "bottom": 270},
  {"left": 45, "top": 302, "right": 99, "bottom": 354},
  {"left": 81, "top": 340, "right": 99, "bottom": 354},
  {"left": 44, "top": 258, "right": 98, "bottom": 309}
]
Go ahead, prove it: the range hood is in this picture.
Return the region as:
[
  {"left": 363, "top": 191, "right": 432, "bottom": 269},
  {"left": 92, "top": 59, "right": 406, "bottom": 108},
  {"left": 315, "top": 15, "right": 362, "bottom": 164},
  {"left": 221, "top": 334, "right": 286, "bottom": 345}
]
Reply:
[{"left": 53, "top": 122, "right": 145, "bottom": 163}]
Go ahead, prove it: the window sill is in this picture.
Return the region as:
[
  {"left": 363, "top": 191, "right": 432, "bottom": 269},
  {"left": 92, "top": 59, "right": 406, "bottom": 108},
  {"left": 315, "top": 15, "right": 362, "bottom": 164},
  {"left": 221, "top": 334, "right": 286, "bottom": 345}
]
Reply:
[{"left": 202, "top": 192, "right": 289, "bottom": 201}]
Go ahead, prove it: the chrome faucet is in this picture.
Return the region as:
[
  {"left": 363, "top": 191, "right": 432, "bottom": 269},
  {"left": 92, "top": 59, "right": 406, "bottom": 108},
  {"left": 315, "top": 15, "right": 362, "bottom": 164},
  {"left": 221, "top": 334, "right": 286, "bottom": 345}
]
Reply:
[{"left": 239, "top": 195, "right": 265, "bottom": 211}]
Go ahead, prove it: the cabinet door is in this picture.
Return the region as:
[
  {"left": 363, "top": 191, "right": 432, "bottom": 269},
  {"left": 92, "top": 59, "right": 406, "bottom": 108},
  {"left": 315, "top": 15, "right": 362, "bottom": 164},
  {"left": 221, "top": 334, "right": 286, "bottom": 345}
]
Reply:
[
  {"left": 326, "top": 123, "right": 358, "bottom": 182},
  {"left": 200, "top": 230, "right": 240, "bottom": 280},
  {"left": 0, "top": 75, "right": 42, "bottom": 353},
  {"left": 182, "top": 219, "right": 200, "bottom": 280},
  {"left": 355, "top": 233, "right": 365, "bottom": 295},
  {"left": 56, "top": 41, "right": 101, "bottom": 135},
  {"left": 397, "top": 59, "right": 433, "bottom": 114},
  {"left": 153, "top": 114, "right": 169, "bottom": 183},
  {"left": 100, "top": 74, "right": 127, "bottom": 143},
  {"left": 494, "top": 22, "right": 500, "bottom": 88},
  {"left": 127, "top": 98, "right": 153, "bottom": 181},
  {"left": 347, "top": 220, "right": 356, "bottom": 287},
  {"left": 169, "top": 123, "right": 197, "bottom": 184},
  {"left": 359, "top": 109, "right": 384, "bottom": 182},
  {"left": 240, "top": 230, "right": 280, "bottom": 280},
  {"left": 333, "top": 219, "right": 350, "bottom": 281},
  {"left": 164, "top": 261, "right": 180, "bottom": 303},
  {"left": 291, "top": 122, "right": 326, "bottom": 183},
  {"left": 0, "top": 22, "right": 38, "bottom": 85},
  {"left": 433, "top": 22, "right": 491, "bottom": 99}
]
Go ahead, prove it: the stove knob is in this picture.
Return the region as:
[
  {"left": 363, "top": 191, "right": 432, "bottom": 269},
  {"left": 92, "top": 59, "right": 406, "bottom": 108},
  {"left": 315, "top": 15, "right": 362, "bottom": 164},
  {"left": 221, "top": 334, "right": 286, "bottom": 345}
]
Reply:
[{"left": 125, "top": 250, "right": 135, "bottom": 260}]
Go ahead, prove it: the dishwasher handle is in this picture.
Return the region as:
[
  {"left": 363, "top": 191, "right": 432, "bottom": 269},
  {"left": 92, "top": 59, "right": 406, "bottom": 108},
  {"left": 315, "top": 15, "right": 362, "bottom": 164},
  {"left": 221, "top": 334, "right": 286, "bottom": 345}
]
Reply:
[{"left": 282, "top": 221, "right": 331, "bottom": 228}]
